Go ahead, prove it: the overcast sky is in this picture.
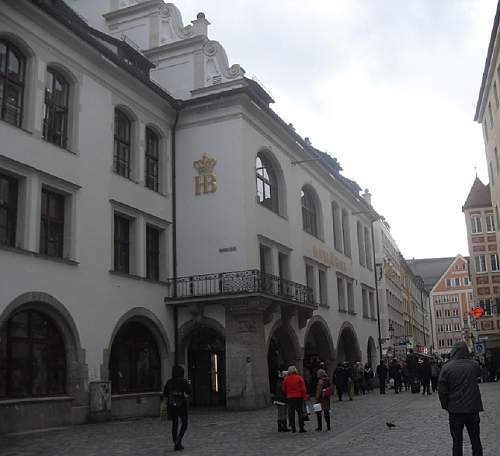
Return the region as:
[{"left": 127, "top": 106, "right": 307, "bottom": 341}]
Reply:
[{"left": 177, "top": 0, "right": 496, "bottom": 260}]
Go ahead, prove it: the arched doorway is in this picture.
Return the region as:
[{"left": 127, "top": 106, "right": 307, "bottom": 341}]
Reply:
[
  {"left": 303, "top": 318, "right": 335, "bottom": 393},
  {"left": 187, "top": 326, "right": 226, "bottom": 407},
  {"left": 267, "top": 323, "right": 300, "bottom": 394},
  {"left": 337, "top": 323, "right": 361, "bottom": 364},
  {"left": 367, "top": 337, "right": 377, "bottom": 369},
  {"left": 109, "top": 321, "right": 161, "bottom": 394}
]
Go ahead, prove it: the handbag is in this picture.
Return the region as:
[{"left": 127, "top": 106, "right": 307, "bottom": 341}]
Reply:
[
  {"left": 321, "top": 386, "right": 333, "bottom": 399},
  {"left": 312, "top": 403, "right": 322, "bottom": 413}
]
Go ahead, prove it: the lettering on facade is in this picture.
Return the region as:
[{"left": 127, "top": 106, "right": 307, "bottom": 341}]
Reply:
[
  {"left": 193, "top": 154, "right": 217, "bottom": 195},
  {"left": 219, "top": 246, "right": 237, "bottom": 253},
  {"left": 312, "top": 245, "right": 346, "bottom": 272}
]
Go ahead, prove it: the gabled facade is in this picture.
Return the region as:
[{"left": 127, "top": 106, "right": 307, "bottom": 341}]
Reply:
[{"left": 428, "top": 255, "right": 474, "bottom": 356}]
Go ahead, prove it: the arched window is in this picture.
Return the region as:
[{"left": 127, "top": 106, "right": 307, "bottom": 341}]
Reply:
[
  {"left": 109, "top": 321, "right": 161, "bottom": 394},
  {"left": 301, "top": 186, "right": 318, "bottom": 236},
  {"left": 0, "top": 310, "right": 66, "bottom": 398},
  {"left": 0, "top": 39, "right": 26, "bottom": 127},
  {"left": 114, "top": 109, "right": 132, "bottom": 178},
  {"left": 256, "top": 153, "right": 278, "bottom": 213},
  {"left": 145, "top": 127, "right": 159, "bottom": 192},
  {"left": 43, "top": 68, "right": 69, "bottom": 148}
]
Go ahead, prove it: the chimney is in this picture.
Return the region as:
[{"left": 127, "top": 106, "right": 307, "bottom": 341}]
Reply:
[{"left": 362, "top": 188, "right": 372, "bottom": 206}]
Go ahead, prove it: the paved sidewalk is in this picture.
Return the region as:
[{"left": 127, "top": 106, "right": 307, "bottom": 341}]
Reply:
[{"left": 1, "top": 383, "right": 499, "bottom": 456}]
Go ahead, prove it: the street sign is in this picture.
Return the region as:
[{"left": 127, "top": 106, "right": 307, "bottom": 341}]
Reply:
[
  {"left": 478, "top": 335, "right": 489, "bottom": 341},
  {"left": 474, "top": 342, "right": 485, "bottom": 354}
]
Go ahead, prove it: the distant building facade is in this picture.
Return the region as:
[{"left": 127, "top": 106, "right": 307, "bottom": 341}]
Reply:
[{"left": 462, "top": 177, "right": 500, "bottom": 361}]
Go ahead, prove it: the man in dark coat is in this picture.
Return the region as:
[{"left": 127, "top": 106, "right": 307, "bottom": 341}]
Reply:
[
  {"left": 376, "top": 360, "right": 388, "bottom": 394},
  {"left": 421, "top": 358, "right": 432, "bottom": 395},
  {"left": 389, "top": 359, "right": 402, "bottom": 394},
  {"left": 438, "top": 342, "right": 483, "bottom": 456},
  {"left": 333, "top": 363, "right": 348, "bottom": 401}
]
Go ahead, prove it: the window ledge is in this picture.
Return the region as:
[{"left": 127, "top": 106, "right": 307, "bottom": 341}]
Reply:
[
  {"left": 109, "top": 269, "right": 168, "bottom": 286},
  {"left": 42, "top": 137, "right": 77, "bottom": 155},
  {"left": 112, "top": 171, "right": 139, "bottom": 185},
  {"left": 0, "top": 396, "right": 73, "bottom": 406},
  {"left": 0, "top": 118, "right": 33, "bottom": 135},
  {"left": 112, "top": 392, "right": 162, "bottom": 399},
  {"left": 0, "top": 244, "right": 78, "bottom": 265},
  {"left": 303, "top": 230, "right": 324, "bottom": 242}
]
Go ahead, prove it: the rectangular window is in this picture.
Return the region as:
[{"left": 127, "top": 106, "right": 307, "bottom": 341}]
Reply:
[
  {"left": 364, "top": 227, "right": 372, "bottom": 270},
  {"left": 40, "top": 188, "right": 65, "bottom": 258},
  {"left": 146, "top": 226, "right": 160, "bottom": 280},
  {"left": 145, "top": 128, "right": 159, "bottom": 192},
  {"left": 332, "top": 203, "right": 342, "bottom": 252},
  {"left": 495, "top": 82, "right": 499, "bottom": 109},
  {"left": 337, "top": 277, "right": 345, "bottom": 311},
  {"left": 439, "top": 339, "right": 445, "bottom": 348},
  {"left": 369, "top": 291, "right": 375, "bottom": 319},
  {"left": 454, "top": 278, "right": 460, "bottom": 287},
  {"left": 362, "top": 288, "right": 368, "bottom": 317},
  {"left": 471, "top": 215, "right": 482, "bottom": 234},
  {"left": 453, "top": 308, "right": 459, "bottom": 317},
  {"left": 480, "top": 299, "right": 492, "bottom": 316},
  {"left": 341, "top": 209, "right": 351, "bottom": 257},
  {"left": 347, "top": 281, "right": 354, "bottom": 313},
  {"left": 463, "top": 277, "right": 470, "bottom": 286},
  {"left": 0, "top": 173, "right": 18, "bottom": 247},
  {"left": 490, "top": 162, "right": 495, "bottom": 186},
  {"left": 306, "top": 264, "right": 315, "bottom": 302},
  {"left": 318, "top": 269, "right": 327, "bottom": 306},
  {"left": 357, "top": 222, "right": 365, "bottom": 266},
  {"left": 445, "top": 309, "right": 451, "bottom": 318},
  {"left": 491, "top": 253, "right": 500, "bottom": 272},
  {"left": 446, "top": 278, "right": 452, "bottom": 288},
  {"left": 114, "top": 214, "right": 130, "bottom": 273},
  {"left": 475, "top": 255, "right": 487, "bottom": 273},
  {"left": 436, "top": 309, "right": 441, "bottom": 318},
  {"left": 489, "top": 102, "right": 494, "bottom": 127},
  {"left": 486, "top": 214, "right": 496, "bottom": 233}
]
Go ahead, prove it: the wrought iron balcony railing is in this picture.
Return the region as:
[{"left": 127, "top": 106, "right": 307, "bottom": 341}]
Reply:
[{"left": 165, "top": 269, "right": 314, "bottom": 308}]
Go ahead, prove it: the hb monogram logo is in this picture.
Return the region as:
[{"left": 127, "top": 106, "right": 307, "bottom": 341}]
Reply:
[{"left": 193, "top": 154, "right": 217, "bottom": 195}]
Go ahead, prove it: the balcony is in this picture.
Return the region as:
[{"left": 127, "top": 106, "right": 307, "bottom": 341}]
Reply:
[{"left": 164, "top": 269, "right": 315, "bottom": 309}]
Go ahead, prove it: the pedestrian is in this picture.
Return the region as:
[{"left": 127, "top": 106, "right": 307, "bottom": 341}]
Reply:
[
  {"left": 282, "top": 365, "right": 308, "bottom": 433},
  {"left": 345, "top": 362, "right": 354, "bottom": 400},
  {"left": 163, "top": 365, "right": 192, "bottom": 451},
  {"left": 314, "top": 368, "right": 332, "bottom": 431},
  {"left": 274, "top": 370, "right": 290, "bottom": 432},
  {"left": 421, "top": 358, "right": 432, "bottom": 395},
  {"left": 389, "top": 359, "right": 402, "bottom": 394},
  {"left": 438, "top": 341, "right": 484, "bottom": 456},
  {"left": 352, "top": 362, "right": 364, "bottom": 395},
  {"left": 431, "top": 360, "right": 440, "bottom": 393},
  {"left": 363, "top": 363, "right": 374, "bottom": 392},
  {"left": 333, "top": 363, "right": 348, "bottom": 401},
  {"left": 402, "top": 361, "right": 411, "bottom": 391},
  {"left": 376, "top": 360, "right": 388, "bottom": 394}
]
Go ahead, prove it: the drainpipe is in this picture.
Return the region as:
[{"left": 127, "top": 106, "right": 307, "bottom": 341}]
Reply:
[{"left": 172, "top": 110, "right": 180, "bottom": 365}]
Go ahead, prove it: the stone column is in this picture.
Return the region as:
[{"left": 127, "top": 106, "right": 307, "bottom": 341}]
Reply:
[{"left": 225, "top": 299, "right": 270, "bottom": 410}]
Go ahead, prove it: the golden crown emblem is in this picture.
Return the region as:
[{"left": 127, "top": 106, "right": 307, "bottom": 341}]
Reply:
[{"left": 193, "top": 154, "right": 217, "bottom": 175}]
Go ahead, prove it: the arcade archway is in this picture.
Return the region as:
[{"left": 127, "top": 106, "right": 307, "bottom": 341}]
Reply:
[
  {"left": 186, "top": 325, "right": 226, "bottom": 407},
  {"left": 303, "top": 317, "right": 335, "bottom": 393},
  {"left": 267, "top": 323, "right": 300, "bottom": 394},
  {"left": 367, "top": 337, "right": 377, "bottom": 369},
  {"left": 337, "top": 323, "right": 361, "bottom": 364}
]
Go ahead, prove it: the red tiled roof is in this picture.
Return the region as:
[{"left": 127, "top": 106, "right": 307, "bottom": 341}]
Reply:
[{"left": 462, "top": 177, "right": 491, "bottom": 210}]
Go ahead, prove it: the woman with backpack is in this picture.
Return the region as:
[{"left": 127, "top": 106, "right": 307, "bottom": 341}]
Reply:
[
  {"left": 163, "top": 365, "right": 192, "bottom": 451},
  {"left": 314, "top": 368, "right": 332, "bottom": 431}
]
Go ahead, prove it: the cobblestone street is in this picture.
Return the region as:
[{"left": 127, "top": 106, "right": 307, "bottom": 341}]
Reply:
[{"left": 2, "top": 383, "right": 499, "bottom": 456}]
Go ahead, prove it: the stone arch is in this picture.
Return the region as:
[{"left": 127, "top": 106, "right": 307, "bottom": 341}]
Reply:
[
  {"left": 178, "top": 317, "right": 226, "bottom": 407},
  {"left": 367, "top": 336, "right": 378, "bottom": 369},
  {"left": 266, "top": 320, "right": 302, "bottom": 393},
  {"left": 102, "top": 307, "right": 171, "bottom": 385},
  {"left": 304, "top": 316, "right": 336, "bottom": 377},
  {"left": 0, "top": 291, "right": 87, "bottom": 403},
  {"left": 336, "top": 321, "right": 361, "bottom": 364},
  {"left": 256, "top": 147, "right": 287, "bottom": 217}
]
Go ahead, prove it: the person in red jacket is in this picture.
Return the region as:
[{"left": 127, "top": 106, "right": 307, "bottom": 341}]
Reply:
[{"left": 282, "top": 365, "right": 308, "bottom": 433}]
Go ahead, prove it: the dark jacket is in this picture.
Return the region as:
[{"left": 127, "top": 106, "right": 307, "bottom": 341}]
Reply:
[
  {"left": 333, "top": 365, "right": 349, "bottom": 387},
  {"left": 274, "top": 377, "right": 287, "bottom": 403},
  {"left": 376, "top": 363, "right": 388, "bottom": 379},
  {"left": 389, "top": 362, "right": 402, "bottom": 380},
  {"left": 421, "top": 360, "right": 432, "bottom": 380},
  {"left": 315, "top": 377, "right": 332, "bottom": 410},
  {"left": 438, "top": 342, "right": 483, "bottom": 414},
  {"left": 163, "top": 366, "right": 192, "bottom": 411}
]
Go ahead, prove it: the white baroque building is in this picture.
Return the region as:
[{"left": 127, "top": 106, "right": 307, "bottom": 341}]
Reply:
[{"left": 0, "top": 0, "right": 383, "bottom": 432}]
